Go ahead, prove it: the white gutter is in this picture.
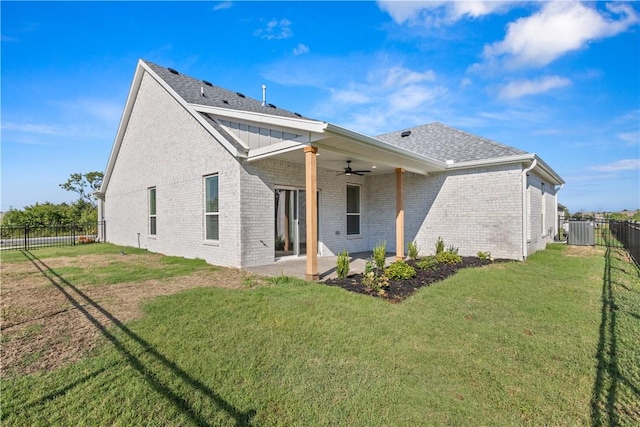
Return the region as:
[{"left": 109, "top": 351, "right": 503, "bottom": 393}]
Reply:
[{"left": 522, "top": 159, "right": 537, "bottom": 260}]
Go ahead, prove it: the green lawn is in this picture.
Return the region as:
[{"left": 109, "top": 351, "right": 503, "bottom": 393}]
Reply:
[{"left": 2, "top": 244, "right": 639, "bottom": 426}]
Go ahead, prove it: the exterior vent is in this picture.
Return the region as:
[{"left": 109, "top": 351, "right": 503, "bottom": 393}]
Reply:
[
  {"left": 268, "top": 103, "right": 277, "bottom": 109},
  {"left": 294, "top": 112, "right": 302, "bottom": 117},
  {"left": 168, "top": 67, "right": 179, "bottom": 75},
  {"left": 236, "top": 92, "right": 246, "bottom": 98},
  {"left": 401, "top": 130, "right": 411, "bottom": 137},
  {"left": 222, "top": 100, "right": 229, "bottom": 104},
  {"left": 203, "top": 80, "right": 213, "bottom": 87}
]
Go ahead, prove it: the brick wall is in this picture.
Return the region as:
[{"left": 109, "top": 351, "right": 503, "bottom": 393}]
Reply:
[
  {"left": 366, "top": 164, "right": 524, "bottom": 260},
  {"left": 104, "top": 72, "right": 242, "bottom": 267}
]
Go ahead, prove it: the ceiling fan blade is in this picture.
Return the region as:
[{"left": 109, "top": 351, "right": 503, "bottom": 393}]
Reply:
[{"left": 353, "top": 170, "right": 371, "bottom": 173}]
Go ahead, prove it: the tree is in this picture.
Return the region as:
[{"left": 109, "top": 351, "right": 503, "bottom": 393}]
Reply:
[{"left": 59, "top": 171, "right": 103, "bottom": 207}]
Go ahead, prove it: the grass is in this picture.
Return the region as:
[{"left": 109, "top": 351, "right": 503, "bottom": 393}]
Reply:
[
  {"left": 2, "top": 243, "right": 216, "bottom": 286},
  {"left": 2, "top": 243, "right": 639, "bottom": 426}
]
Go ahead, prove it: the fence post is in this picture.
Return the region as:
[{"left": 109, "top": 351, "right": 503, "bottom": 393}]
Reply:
[
  {"left": 72, "top": 225, "right": 76, "bottom": 246},
  {"left": 24, "top": 225, "right": 28, "bottom": 251}
]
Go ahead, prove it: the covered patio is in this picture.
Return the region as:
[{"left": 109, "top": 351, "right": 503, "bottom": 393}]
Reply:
[{"left": 245, "top": 252, "right": 399, "bottom": 281}]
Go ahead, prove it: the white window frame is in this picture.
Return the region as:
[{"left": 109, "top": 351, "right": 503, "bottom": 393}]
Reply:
[
  {"left": 149, "top": 187, "right": 157, "bottom": 236},
  {"left": 204, "top": 174, "right": 219, "bottom": 241},
  {"left": 346, "top": 184, "right": 361, "bottom": 236}
]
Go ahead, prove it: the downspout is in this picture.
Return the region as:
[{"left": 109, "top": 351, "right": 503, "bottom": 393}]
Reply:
[
  {"left": 522, "top": 159, "right": 537, "bottom": 260},
  {"left": 555, "top": 183, "right": 564, "bottom": 240}
]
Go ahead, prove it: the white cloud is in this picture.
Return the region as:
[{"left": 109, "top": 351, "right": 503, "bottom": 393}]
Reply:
[
  {"left": 482, "top": 1, "right": 639, "bottom": 69},
  {"left": 325, "top": 65, "right": 446, "bottom": 134},
  {"left": 617, "top": 131, "right": 639, "bottom": 146},
  {"left": 331, "top": 89, "right": 370, "bottom": 105},
  {"left": 377, "top": 1, "right": 518, "bottom": 26},
  {"left": 592, "top": 159, "right": 640, "bottom": 172},
  {"left": 254, "top": 18, "right": 293, "bottom": 40},
  {"left": 292, "top": 43, "right": 309, "bottom": 56},
  {"left": 212, "top": 1, "right": 232, "bottom": 11},
  {"left": 382, "top": 66, "right": 435, "bottom": 88},
  {"left": 498, "top": 75, "right": 572, "bottom": 99}
]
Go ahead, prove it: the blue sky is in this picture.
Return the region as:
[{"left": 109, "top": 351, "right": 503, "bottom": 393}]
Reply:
[{"left": 2, "top": 1, "right": 639, "bottom": 214}]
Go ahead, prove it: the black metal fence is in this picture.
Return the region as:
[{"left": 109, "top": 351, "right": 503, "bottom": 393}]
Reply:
[
  {"left": 0, "top": 221, "right": 105, "bottom": 251},
  {"left": 560, "top": 218, "right": 639, "bottom": 266},
  {"left": 609, "top": 220, "right": 640, "bottom": 267}
]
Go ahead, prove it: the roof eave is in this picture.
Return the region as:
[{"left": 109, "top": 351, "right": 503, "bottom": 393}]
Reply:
[
  {"left": 445, "top": 153, "right": 564, "bottom": 185},
  {"left": 324, "top": 123, "right": 446, "bottom": 172},
  {"left": 192, "top": 104, "right": 326, "bottom": 133},
  {"left": 100, "top": 59, "right": 146, "bottom": 193}
]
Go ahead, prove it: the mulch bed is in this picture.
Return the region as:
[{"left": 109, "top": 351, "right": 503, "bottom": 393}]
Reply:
[{"left": 323, "top": 257, "right": 503, "bottom": 301}]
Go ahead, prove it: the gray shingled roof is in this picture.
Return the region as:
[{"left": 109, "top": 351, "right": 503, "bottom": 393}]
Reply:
[
  {"left": 143, "top": 60, "right": 309, "bottom": 120},
  {"left": 376, "top": 122, "right": 527, "bottom": 163}
]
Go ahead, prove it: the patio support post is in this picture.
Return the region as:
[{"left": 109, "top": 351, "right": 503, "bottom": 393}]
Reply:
[
  {"left": 395, "top": 168, "right": 405, "bottom": 261},
  {"left": 304, "top": 146, "right": 319, "bottom": 281}
]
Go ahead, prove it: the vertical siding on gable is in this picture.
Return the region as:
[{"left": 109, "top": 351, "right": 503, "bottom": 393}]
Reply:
[{"left": 104, "top": 72, "right": 242, "bottom": 267}]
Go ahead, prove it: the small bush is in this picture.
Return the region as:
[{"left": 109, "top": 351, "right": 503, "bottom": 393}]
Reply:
[
  {"left": 361, "top": 271, "right": 389, "bottom": 295},
  {"left": 435, "top": 236, "right": 445, "bottom": 254},
  {"left": 407, "top": 241, "right": 420, "bottom": 260},
  {"left": 78, "top": 236, "right": 95, "bottom": 244},
  {"left": 336, "top": 250, "right": 350, "bottom": 279},
  {"left": 373, "top": 240, "right": 387, "bottom": 270},
  {"left": 446, "top": 244, "right": 459, "bottom": 254},
  {"left": 436, "top": 250, "right": 462, "bottom": 264},
  {"left": 385, "top": 261, "right": 416, "bottom": 280},
  {"left": 364, "top": 259, "right": 374, "bottom": 275},
  {"left": 477, "top": 251, "right": 492, "bottom": 261},
  {"left": 416, "top": 255, "right": 438, "bottom": 270}
]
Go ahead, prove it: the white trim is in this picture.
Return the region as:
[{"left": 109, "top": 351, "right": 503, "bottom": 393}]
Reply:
[
  {"left": 522, "top": 159, "right": 537, "bottom": 260},
  {"left": 247, "top": 141, "right": 306, "bottom": 161},
  {"left": 192, "top": 104, "right": 326, "bottom": 133}
]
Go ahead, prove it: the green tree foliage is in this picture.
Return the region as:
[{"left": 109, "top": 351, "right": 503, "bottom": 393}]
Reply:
[
  {"left": 59, "top": 171, "right": 103, "bottom": 206},
  {"left": 1, "top": 172, "right": 102, "bottom": 227},
  {"left": 1, "top": 201, "right": 95, "bottom": 226}
]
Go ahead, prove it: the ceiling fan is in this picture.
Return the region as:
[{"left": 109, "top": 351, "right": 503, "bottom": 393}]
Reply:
[{"left": 338, "top": 160, "right": 371, "bottom": 176}]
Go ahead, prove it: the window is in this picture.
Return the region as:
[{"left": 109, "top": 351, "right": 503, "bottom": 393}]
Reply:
[
  {"left": 205, "top": 175, "right": 219, "bottom": 240},
  {"left": 346, "top": 185, "right": 360, "bottom": 235},
  {"left": 149, "top": 187, "right": 157, "bottom": 235}
]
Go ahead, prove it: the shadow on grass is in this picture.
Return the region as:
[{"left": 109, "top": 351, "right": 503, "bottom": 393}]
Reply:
[
  {"left": 591, "top": 247, "right": 640, "bottom": 426},
  {"left": 22, "top": 250, "right": 255, "bottom": 427}
]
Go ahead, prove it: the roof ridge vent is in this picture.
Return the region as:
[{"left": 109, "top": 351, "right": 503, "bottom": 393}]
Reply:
[
  {"left": 203, "top": 80, "right": 213, "bottom": 87},
  {"left": 236, "top": 92, "right": 245, "bottom": 98},
  {"left": 167, "top": 67, "right": 179, "bottom": 75},
  {"left": 401, "top": 130, "right": 412, "bottom": 137}
]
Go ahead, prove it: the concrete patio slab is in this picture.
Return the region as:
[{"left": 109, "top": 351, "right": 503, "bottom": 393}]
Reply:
[{"left": 245, "top": 251, "right": 400, "bottom": 281}]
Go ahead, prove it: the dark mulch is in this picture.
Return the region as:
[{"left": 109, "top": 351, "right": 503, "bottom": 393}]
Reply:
[{"left": 323, "top": 257, "right": 503, "bottom": 301}]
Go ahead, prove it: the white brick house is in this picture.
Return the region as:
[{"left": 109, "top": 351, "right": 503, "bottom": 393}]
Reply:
[{"left": 98, "top": 60, "right": 564, "bottom": 279}]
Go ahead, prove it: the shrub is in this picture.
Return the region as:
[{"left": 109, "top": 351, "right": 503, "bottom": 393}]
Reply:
[
  {"left": 373, "top": 240, "right": 387, "bottom": 270},
  {"left": 446, "top": 244, "right": 459, "bottom": 254},
  {"left": 407, "top": 241, "right": 420, "bottom": 260},
  {"left": 477, "top": 251, "right": 492, "bottom": 261},
  {"left": 336, "top": 250, "right": 350, "bottom": 279},
  {"left": 361, "top": 271, "right": 389, "bottom": 295},
  {"left": 416, "top": 255, "right": 438, "bottom": 270},
  {"left": 435, "top": 236, "right": 445, "bottom": 254},
  {"left": 436, "top": 250, "right": 462, "bottom": 264},
  {"left": 364, "top": 259, "right": 374, "bottom": 275},
  {"left": 385, "top": 261, "right": 417, "bottom": 280}
]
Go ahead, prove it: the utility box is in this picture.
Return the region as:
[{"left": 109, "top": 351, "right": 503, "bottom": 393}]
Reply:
[{"left": 568, "top": 221, "right": 595, "bottom": 246}]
